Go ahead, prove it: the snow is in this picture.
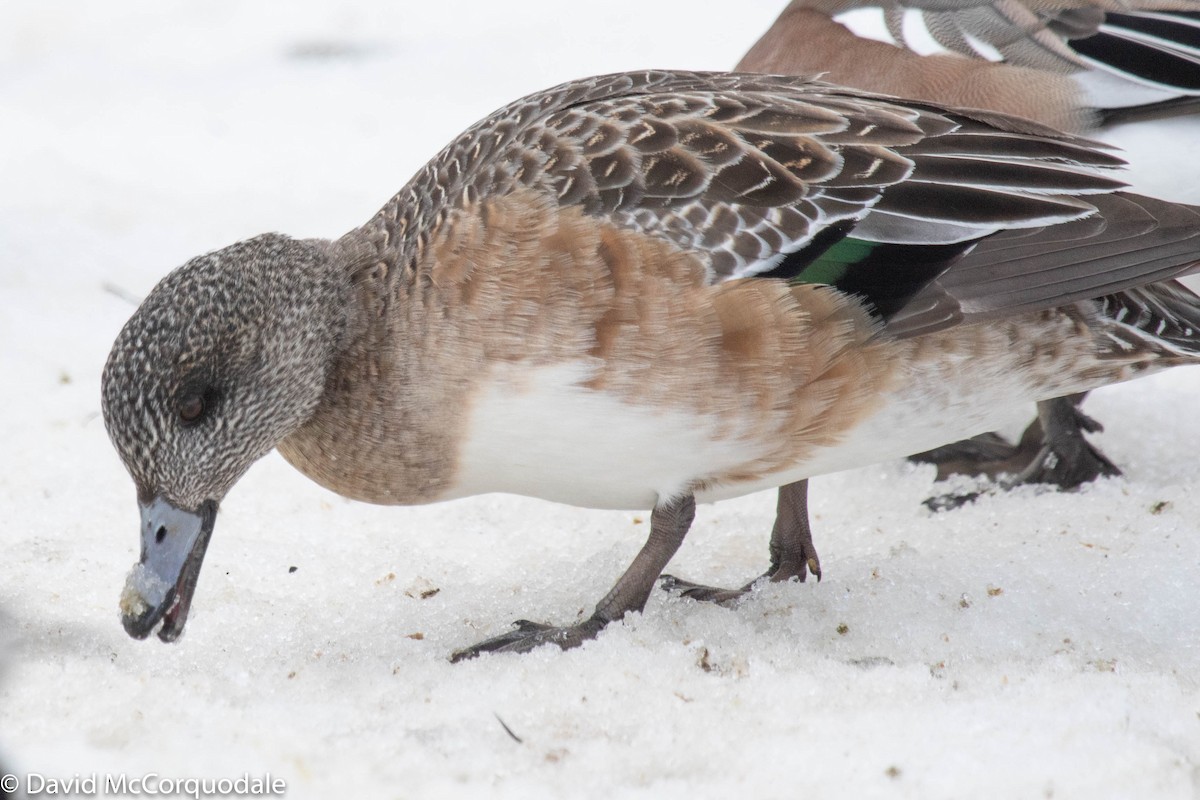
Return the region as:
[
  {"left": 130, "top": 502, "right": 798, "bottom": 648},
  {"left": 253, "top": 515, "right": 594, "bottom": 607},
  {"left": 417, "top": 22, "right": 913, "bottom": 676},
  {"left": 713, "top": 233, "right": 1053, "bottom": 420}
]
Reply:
[{"left": 2, "top": 2, "right": 1199, "bottom": 798}]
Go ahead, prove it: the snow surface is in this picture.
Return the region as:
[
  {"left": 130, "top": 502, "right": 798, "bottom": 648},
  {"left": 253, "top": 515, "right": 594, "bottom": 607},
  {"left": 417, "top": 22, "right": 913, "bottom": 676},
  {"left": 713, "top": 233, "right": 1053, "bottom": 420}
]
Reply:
[{"left": 2, "top": 2, "right": 1199, "bottom": 798}]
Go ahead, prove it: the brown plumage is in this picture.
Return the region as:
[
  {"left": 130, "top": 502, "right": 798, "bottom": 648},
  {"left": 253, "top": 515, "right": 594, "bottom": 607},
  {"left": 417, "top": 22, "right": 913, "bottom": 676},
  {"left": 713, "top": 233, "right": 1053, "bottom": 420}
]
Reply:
[{"left": 739, "top": 0, "right": 1200, "bottom": 131}]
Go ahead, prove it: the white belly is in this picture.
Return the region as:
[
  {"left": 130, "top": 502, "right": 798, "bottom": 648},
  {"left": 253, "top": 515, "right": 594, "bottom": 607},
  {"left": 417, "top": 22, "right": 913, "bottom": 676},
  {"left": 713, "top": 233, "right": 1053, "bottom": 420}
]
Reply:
[
  {"left": 448, "top": 362, "right": 767, "bottom": 509},
  {"left": 445, "top": 344, "right": 1094, "bottom": 510}
]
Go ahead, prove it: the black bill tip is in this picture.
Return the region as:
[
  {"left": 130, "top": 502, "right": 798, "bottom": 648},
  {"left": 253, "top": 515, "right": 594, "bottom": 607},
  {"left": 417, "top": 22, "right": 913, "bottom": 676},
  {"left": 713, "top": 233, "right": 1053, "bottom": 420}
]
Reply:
[{"left": 119, "top": 498, "right": 216, "bottom": 642}]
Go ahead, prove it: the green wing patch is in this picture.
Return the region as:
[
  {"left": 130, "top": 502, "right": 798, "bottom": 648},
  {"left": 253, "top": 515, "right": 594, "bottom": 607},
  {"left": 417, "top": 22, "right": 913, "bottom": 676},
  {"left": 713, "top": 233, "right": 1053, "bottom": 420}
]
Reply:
[
  {"left": 789, "top": 237, "right": 877, "bottom": 286},
  {"left": 761, "top": 225, "right": 981, "bottom": 321}
]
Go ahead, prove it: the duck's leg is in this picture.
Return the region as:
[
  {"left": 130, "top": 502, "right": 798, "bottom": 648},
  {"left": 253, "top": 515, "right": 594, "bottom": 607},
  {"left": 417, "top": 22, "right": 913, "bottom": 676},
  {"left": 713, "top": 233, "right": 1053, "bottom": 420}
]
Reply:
[
  {"left": 768, "top": 480, "right": 822, "bottom": 582},
  {"left": 660, "top": 480, "right": 820, "bottom": 605},
  {"left": 918, "top": 393, "right": 1120, "bottom": 511},
  {"left": 449, "top": 493, "right": 696, "bottom": 662}
]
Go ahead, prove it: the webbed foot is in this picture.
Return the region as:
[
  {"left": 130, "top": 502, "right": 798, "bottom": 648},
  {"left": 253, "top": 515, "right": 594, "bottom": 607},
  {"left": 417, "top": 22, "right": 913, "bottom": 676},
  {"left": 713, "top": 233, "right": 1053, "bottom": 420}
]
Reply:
[
  {"left": 910, "top": 432, "right": 1031, "bottom": 482},
  {"left": 920, "top": 394, "right": 1120, "bottom": 511},
  {"left": 659, "top": 574, "right": 751, "bottom": 605},
  {"left": 450, "top": 617, "right": 606, "bottom": 662},
  {"left": 1013, "top": 396, "right": 1120, "bottom": 489}
]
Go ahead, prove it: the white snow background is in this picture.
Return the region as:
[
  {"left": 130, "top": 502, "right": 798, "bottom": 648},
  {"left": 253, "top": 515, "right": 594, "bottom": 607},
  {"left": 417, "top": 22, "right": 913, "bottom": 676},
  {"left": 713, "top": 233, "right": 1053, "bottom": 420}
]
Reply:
[{"left": 2, "top": 2, "right": 1199, "bottom": 798}]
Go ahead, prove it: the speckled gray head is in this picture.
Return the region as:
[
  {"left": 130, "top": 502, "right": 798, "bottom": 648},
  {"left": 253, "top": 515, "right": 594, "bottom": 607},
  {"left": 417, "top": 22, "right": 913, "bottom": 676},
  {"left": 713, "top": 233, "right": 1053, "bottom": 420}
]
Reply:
[{"left": 102, "top": 233, "right": 348, "bottom": 641}]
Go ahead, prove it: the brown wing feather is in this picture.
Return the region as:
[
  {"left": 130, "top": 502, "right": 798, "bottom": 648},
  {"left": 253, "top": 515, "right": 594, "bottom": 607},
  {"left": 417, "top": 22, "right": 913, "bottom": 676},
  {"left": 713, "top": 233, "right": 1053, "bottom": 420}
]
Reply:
[{"left": 358, "top": 71, "right": 1120, "bottom": 287}]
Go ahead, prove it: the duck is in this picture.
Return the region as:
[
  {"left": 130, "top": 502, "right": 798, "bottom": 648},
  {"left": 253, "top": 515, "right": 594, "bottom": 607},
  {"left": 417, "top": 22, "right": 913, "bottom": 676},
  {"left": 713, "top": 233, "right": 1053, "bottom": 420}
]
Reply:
[
  {"left": 730, "top": 0, "right": 1200, "bottom": 499},
  {"left": 102, "top": 70, "right": 1200, "bottom": 660},
  {"left": 739, "top": 0, "right": 1200, "bottom": 133}
]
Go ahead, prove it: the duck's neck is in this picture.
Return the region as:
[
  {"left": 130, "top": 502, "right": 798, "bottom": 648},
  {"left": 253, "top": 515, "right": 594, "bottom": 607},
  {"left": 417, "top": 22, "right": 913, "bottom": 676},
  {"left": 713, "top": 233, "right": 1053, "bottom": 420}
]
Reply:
[{"left": 275, "top": 229, "right": 473, "bottom": 506}]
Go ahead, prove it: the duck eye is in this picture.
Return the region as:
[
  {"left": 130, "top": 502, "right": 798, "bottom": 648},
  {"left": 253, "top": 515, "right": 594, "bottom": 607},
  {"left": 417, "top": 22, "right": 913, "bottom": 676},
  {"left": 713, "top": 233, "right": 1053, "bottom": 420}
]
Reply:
[{"left": 179, "top": 395, "right": 205, "bottom": 425}]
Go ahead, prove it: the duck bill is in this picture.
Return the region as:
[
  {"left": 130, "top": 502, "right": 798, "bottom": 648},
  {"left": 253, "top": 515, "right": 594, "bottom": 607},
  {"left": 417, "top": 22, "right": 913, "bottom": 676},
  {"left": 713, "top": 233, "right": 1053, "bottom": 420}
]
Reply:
[{"left": 119, "top": 497, "right": 217, "bottom": 642}]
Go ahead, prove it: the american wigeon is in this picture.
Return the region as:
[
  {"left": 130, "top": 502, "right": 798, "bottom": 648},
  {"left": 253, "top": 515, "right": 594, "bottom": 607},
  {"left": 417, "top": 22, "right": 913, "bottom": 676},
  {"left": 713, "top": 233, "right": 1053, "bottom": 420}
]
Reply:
[{"left": 102, "top": 71, "right": 1200, "bottom": 659}]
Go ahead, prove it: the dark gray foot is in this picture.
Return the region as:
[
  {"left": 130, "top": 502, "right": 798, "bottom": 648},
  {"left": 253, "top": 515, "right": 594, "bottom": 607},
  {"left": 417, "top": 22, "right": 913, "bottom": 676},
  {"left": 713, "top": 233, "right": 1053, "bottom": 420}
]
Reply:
[
  {"left": 450, "top": 494, "right": 696, "bottom": 662},
  {"left": 658, "top": 574, "right": 751, "bottom": 605},
  {"left": 661, "top": 480, "right": 819, "bottom": 605},
  {"left": 1014, "top": 395, "right": 1120, "bottom": 489},
  {"left": 922, "top": 394, "right": 1120, "bottom": 511},
  {"left": 909, "top": 432, "right": 1030, "bottom": 482},
  {"left": 449, "top": 617, "right": 606, "bottom": 662}
]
